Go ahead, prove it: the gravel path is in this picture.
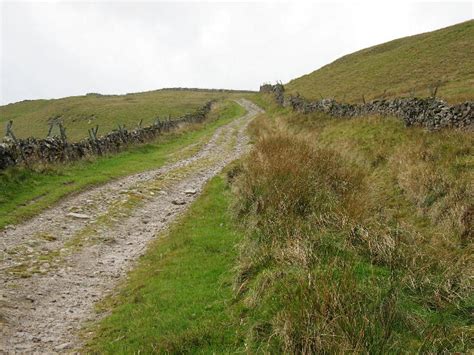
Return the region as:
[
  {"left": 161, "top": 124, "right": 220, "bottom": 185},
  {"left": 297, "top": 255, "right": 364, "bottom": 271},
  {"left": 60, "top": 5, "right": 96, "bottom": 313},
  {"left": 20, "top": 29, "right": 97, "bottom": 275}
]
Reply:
[{"left": 0, "top": 99, "right": 262, "bottom": 354}]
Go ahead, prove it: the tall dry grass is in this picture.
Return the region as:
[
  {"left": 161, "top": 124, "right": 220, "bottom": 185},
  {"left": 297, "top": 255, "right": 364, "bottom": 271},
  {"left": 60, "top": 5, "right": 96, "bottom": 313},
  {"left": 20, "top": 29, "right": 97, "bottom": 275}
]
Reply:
[{"left": 230, "top": 112, "right": 473, "bottom": 353}]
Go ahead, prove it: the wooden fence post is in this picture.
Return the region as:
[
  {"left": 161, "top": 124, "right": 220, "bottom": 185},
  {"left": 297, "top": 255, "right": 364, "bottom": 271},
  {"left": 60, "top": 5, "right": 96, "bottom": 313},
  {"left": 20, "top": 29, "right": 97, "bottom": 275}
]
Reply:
[
  {"left": 47, "top": 121, "right": 55, "bottom": 137},
  {"left": 5, "top": 120, "right": 17, "bottom": 141},
  {"left": 5, "top": 120, "right": 29, "bottom": 167}
]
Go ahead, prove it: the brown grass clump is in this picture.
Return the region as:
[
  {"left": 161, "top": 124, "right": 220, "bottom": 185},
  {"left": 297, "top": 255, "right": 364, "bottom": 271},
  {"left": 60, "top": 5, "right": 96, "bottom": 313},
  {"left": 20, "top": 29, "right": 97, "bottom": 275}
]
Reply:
[
  {"left": 231, "top": 134, "right": 404, "bottom": 352},
  {"left": 230, "top": 102, "right": 473, "bottom": 352}
]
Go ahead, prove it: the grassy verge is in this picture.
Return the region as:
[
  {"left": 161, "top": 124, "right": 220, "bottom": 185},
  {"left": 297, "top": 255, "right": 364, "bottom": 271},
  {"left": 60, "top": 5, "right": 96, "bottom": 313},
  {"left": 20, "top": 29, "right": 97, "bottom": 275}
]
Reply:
[
  {"left": 85, "top": 174, "right": 244, "bottom": 354},
  {"left": 0, "top": 100, "right": 246, "bottom": 229},
  {"left": 231, "top": 94, "right": 472, "bottom": 352}
]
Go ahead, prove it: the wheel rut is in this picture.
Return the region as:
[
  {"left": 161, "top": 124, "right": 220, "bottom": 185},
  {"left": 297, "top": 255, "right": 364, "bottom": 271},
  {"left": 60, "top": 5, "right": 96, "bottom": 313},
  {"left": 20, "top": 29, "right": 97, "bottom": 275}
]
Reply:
[{"left": 0, "top": 99, "right": 263, "bottom": 353}]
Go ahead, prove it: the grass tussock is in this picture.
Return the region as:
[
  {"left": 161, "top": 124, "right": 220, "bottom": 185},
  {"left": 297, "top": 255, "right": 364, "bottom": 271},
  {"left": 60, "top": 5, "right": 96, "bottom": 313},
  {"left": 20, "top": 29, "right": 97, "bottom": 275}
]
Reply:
[{"left": 231, "top": 105, "right": 473, "bottom": 352}]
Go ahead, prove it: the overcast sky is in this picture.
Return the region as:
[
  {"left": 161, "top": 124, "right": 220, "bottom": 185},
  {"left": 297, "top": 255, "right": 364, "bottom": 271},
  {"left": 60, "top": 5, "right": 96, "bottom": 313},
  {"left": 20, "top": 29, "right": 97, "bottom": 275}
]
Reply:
[{"left": 0, "top": 1, "right": 472, "bottom": 105}]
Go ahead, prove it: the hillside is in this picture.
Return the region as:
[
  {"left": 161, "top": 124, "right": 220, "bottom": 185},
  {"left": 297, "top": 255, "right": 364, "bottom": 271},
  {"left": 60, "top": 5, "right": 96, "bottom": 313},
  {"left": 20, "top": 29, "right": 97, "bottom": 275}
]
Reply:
[
  {"left": 0, "top": 89, "right": 251, "bottom": 141},
  {"left": 286, "top": 20, "right": 474, "bottom": 103}
]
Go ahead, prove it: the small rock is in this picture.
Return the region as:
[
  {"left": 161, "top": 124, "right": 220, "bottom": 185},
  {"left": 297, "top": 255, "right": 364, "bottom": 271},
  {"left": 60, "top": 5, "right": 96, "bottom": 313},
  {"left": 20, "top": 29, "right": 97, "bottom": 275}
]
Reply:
[
  {"left": 55, "top": 342, "right": 71, "bottom": 351},
  {"left": 172, "top": 199, "right": 186, "bottom": 205},
  {"left": 66, "top": 212, "right": 91, "bottom": 220},
  {"left": 25, "top": 296, "right": 35, "bottom": 302},
  {"left": 68, "top": 206, "right": 82, "bottom": 212},
  {"left": 184, "top": 188, "right": 197, "bottom": 195},
  {"left": 15, "top": 345, "right": 34, "bottom": 351}
]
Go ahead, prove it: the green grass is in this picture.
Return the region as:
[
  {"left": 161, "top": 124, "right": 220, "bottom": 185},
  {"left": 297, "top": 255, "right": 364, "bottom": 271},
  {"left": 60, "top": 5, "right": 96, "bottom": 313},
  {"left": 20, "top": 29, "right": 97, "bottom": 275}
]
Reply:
[
  {"left": 0, "top": 89, "right": 251, "bottom": 141},
  {"left": 85, "top": 175, "right": 244, "bottom": 354},
  {"left": 0, "top": 100, "right": 246, "bottom": 229},
  {"left": 286, "top": 20, "right": 474, "bottom": 103}
]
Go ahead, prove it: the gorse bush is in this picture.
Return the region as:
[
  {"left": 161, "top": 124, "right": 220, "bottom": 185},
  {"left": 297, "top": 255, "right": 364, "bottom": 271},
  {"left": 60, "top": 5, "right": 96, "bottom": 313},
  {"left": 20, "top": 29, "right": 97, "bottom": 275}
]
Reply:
[{"left": 231, "top": 110, "right": 473, "bottom": 353}]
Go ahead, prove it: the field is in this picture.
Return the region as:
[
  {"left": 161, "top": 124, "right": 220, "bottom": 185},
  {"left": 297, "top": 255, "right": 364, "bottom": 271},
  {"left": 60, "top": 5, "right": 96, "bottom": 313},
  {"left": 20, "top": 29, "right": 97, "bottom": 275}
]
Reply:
[
  {"left": 0, "top": 89, "right": 251, "bottom": 141},
  {"left": 286, "top": 20, "right": 474, "bottom": 103}
]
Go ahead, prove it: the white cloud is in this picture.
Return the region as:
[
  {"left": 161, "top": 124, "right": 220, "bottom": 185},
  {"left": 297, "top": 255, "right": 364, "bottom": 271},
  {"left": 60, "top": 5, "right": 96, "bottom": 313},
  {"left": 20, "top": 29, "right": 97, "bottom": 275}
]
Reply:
[{"left": 1, "top": 1, "right": 472, "bottom": 104}]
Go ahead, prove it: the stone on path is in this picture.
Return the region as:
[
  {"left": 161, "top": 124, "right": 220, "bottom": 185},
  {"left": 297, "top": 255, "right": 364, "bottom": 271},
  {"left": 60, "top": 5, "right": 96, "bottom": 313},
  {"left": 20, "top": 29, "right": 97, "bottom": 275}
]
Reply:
[
  {"left": 54, "top": 342, "right": 71, "bottom": 351},
  {"left": 184, "top": 188, "right": 197, "bottom": 195},
  {"left": 66, "top": 212, "right": 91, "bottom": 220},
  {"left": 171, "top": 199, "right": 186, "bottom": 205}
]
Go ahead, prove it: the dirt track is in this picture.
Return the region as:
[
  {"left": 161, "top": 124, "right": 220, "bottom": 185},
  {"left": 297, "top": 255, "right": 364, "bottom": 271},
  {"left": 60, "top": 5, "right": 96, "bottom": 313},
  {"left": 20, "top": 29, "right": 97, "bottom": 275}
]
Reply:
[{"left": 0, "top": 99, "right": 262, "bottom": 353}]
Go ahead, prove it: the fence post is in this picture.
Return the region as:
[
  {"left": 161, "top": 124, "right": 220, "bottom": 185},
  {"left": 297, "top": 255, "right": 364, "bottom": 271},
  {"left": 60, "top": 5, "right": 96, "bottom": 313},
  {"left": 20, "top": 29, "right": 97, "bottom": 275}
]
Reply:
[
  {"left": 5, "top": 120, "right": 17, "bottom": 141},
  {"left": 47, "top": 121, "right": 55, "bottom": 137},
  {"left": 429, "top": 81, "right": 441, "bottom": 99},
  {"left": 88, "top": 125, "right": 101, "bottom": 155},
  {"left": 5, "top": 120, "right": 29, "bottom": 167}
]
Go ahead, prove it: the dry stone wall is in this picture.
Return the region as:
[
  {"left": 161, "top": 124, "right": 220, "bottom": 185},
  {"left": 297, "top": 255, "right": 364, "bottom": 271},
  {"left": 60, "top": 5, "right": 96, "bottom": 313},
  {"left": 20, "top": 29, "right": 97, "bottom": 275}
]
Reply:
[
  {"left": 260, "top": 84, "right": 473, "bottom": 130},
  {"left": 0, "top": 101, "right": 213, "bottom": 171},
  {"left": 260, "top": 83, "right": 285, "bottom": 106}
]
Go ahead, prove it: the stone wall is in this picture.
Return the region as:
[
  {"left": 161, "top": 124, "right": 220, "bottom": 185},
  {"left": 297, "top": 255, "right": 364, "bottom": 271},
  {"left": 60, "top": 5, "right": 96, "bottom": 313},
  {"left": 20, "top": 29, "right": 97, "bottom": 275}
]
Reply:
[
  {"left": 260, "top": 83, "right": 285, "bottom": 106},
  {"left": 0, "top": 101, "right": 213, "bottom": 171},
  {"left": 261, "top": 84, "right": 473, "bottom": 130}
]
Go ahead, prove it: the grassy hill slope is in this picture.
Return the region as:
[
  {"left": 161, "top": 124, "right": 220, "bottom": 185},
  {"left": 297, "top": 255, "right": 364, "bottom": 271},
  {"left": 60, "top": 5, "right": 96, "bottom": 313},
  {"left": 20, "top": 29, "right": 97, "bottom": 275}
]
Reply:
[
  {"left": 0, "top": 89, "right": 250, "bottom": 141},
  {"left": 286, "top": 20, "right": 474, "bottom": 103}
]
